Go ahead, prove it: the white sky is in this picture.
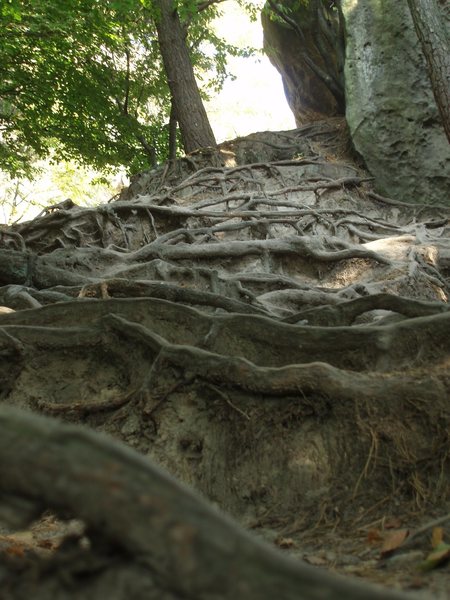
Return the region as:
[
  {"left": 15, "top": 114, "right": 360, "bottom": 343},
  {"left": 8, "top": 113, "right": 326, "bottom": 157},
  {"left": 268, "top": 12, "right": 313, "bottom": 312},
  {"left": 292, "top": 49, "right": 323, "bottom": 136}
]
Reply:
[{"left": 205, "top": 1, "right": 295, "bottom": 141}]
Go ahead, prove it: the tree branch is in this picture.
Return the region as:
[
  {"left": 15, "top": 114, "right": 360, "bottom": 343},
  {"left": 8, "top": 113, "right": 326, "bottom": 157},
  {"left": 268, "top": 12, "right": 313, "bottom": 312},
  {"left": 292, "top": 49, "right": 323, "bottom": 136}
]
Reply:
[{"left": 196, "top": 0, "right": 228, "bottom": 12}]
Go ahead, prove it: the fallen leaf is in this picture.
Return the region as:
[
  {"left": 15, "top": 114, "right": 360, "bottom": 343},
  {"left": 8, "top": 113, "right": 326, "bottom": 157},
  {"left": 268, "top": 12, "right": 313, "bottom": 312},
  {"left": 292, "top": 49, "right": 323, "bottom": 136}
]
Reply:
[
  {"left": 431, "top": 527, "right": 444, "bottom": 549},
  {"left": 367, "top": 529, "right": 383, "bottom": 544},
  {"left": 380, "top": 529, "right": 409, "bottom": 557},
  {"left": 419, "top": 542, "right": 450, "bottom": 571}
]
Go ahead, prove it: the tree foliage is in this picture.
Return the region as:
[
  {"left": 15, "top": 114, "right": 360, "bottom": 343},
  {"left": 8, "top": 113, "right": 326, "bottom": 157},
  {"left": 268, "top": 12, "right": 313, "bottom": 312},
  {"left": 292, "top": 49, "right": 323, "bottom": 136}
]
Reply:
[{"left": 0, "top": 0, "right": 249, "bottom": 177}]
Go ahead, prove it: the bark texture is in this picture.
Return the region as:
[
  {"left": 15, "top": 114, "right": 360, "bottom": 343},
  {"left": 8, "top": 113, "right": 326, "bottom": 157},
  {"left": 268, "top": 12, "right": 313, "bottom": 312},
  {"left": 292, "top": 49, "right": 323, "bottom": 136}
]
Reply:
[
  {"left": 153, "top": 0, "right": 217, "bottom": 153},
  {"left": 0, "top": 408, "right": 413, "bottom": 600},
  {"left": 407, "top": 0, "right": 450, "bottom": 143}
]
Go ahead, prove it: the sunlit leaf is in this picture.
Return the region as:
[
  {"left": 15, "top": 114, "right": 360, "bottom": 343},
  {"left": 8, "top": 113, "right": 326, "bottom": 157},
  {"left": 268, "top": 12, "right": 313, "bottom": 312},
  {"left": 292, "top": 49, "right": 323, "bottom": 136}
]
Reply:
[{"left": 0, "top": 0, "right": 251, "bottom": 176}]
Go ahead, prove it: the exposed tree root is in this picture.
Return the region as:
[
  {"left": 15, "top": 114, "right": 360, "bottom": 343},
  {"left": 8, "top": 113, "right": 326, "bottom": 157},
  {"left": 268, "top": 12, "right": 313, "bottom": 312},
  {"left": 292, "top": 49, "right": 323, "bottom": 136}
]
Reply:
[
  {"left": 0, "top": 123, "right": 449, "bottom": 597},
  {"left": 0, "top": 408, "right": 414, "bottom": 600}
]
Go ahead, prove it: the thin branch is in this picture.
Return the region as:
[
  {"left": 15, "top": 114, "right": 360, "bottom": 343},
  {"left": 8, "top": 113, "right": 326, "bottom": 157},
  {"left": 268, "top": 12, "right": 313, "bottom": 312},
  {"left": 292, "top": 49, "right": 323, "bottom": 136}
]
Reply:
[{"left": 197, "top": 0, "right": 228, "bottom": 12}]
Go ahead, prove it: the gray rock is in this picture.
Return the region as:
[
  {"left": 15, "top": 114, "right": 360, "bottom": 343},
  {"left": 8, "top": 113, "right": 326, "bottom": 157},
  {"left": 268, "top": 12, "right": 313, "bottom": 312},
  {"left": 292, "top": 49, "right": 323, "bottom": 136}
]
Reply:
[
  {"left": 262, "top": 2, "right": 344, "bottom": 124},
  {"left": 120, "top": 414, "right": 141, "bottom": 436},
  {"left": 342, "top": 0, "right": 450, "bottom": 205}
]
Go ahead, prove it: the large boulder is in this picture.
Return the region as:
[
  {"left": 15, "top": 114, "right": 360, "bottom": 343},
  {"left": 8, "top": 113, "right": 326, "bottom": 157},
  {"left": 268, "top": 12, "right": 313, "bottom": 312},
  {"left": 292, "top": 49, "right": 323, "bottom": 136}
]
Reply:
[
  {"left": 262, "top": 2, "right": 345, "bottom": 124},
  {"left": 341, "top": 0, "right": 450, "bottom": 205}
]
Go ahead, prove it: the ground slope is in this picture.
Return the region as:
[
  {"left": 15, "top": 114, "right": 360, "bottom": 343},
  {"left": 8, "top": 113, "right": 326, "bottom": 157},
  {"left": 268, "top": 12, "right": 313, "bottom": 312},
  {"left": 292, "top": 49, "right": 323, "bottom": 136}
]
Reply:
[{"left": 0, "top": 119, "right": 449, "bottom": 598}]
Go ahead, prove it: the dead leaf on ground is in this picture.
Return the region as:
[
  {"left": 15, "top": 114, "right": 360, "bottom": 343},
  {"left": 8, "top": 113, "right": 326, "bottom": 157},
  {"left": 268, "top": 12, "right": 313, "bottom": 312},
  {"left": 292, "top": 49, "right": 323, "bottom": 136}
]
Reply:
[
  {"left": 431, "top": 527, "right": 444, "bottom": 549},
  {"left": 367, "top": 528, "right": 383, "bottom": 544},
  {"left": 380, "top": 529, "right": 409, "bottom": 557}
]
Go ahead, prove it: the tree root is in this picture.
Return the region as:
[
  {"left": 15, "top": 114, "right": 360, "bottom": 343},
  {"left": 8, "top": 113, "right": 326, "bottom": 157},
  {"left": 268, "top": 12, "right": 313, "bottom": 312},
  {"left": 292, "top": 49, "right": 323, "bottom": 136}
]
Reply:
[{"left": 0, "top": 407, "right": 413, "bottom": 600}]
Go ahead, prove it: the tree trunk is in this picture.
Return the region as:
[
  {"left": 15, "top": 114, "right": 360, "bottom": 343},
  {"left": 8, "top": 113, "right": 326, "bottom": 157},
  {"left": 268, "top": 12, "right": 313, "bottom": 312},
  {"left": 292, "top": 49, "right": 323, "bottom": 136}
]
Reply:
[
  {"left": 407, "top": 0, "right": 450, "bottom": 143},
  {"left": 153, "top": 0, "right": 217, "bottom": 153},
  {"left": 168, "top": 98, "right": 178, "bottom": 161}
]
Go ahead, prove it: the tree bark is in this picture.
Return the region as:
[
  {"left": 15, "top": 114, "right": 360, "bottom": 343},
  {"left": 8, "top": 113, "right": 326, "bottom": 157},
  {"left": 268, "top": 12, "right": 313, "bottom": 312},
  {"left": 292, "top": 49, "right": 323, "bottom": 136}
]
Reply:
[
  {"left": 0, "top": 407, "right": 412, "bottom": 600},
  {"left": 168, "top": 98, "right": 178, "bottom": 161},
  {"left": 407, "top": 0, "right": 450, "bottom": 143},
  {"left": 153, "top": 0, "right": 217, "bottom": 153}
]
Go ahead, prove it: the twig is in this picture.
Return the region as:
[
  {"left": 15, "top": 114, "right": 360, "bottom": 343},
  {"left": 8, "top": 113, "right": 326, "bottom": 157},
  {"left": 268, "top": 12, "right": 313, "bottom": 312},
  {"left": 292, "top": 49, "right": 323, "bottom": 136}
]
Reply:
[
  {"left": 207, "top": 384, "right": 251, "bottom": 420},
  {"left": 35, "top": 388, "right": 137, "bottom": 415}
]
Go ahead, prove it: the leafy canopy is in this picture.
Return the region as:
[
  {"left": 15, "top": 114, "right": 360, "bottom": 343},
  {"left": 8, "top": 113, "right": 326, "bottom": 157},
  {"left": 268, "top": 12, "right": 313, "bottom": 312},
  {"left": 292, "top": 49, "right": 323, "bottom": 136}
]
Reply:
[{"left": 0, "top": 0, "right": 251, "bottom": 177}]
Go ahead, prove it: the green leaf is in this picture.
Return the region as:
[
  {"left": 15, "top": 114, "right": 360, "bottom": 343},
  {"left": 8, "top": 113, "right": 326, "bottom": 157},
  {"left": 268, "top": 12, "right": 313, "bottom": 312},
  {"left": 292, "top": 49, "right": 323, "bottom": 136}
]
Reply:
[{"left": 419, "top": 542, "right": 450, "bottom": 571}]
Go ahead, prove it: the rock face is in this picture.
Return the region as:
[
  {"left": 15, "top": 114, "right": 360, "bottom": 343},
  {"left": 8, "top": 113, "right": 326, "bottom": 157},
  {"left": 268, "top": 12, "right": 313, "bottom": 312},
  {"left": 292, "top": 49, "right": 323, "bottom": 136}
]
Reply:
[
  {"left": 262, "top": 3, "right": 344, "bottom": 125},
  {"left": 341, "top": 0, "right": 450, "bottom": 205}
]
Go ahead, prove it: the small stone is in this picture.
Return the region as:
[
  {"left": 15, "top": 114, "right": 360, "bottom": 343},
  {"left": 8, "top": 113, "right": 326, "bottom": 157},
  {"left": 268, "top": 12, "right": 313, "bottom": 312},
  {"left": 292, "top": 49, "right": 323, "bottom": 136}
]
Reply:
[{"left": 121, "top": 414, "right": 140, "bottom": 436}]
